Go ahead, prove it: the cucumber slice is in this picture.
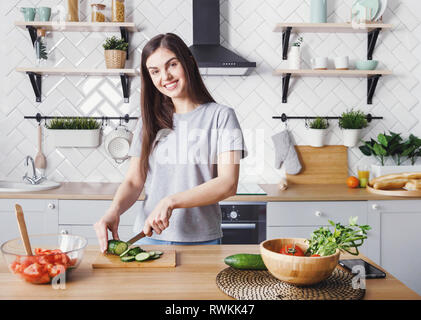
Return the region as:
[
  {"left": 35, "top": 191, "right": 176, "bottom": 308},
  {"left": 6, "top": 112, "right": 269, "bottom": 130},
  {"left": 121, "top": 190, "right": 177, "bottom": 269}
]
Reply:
[
  {"left": 154, "top": 251, "right": 163, "bottom": 255},
  {"left": 119, "top": 248, "right": 131, "bottom": 257},
  {"left": 114, "top": 241, "right": 128, "bottom": 255},
  {"left": 150, "top": 254, "right": 160, "bottom": 260},
  {"left": 135, "top": 252, "right": 150, "bottom": 262},
  {"left": 127, "top": 247, "right": 143, "bottom": 256},
  {"left": 148, "top": 251, "right": 155, "bottom": 256},
  {"left": 120, "top": 255, "right": 135, "bottom": 262}
]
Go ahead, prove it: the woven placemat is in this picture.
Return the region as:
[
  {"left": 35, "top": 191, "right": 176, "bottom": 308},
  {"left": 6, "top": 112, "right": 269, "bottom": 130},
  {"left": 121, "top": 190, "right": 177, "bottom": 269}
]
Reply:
[{"left": 216, "top": 267, "right": 365, "bottom": 300}]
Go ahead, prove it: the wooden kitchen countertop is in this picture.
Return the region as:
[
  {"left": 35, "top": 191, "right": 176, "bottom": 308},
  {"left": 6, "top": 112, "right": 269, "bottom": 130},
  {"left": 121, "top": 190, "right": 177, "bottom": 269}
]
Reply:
[
  {"left": 0, "top": 182, "right": 417, "bottom": 201},
  {"left": 0, "top": 245, "right": 419, "bottom": 300}
]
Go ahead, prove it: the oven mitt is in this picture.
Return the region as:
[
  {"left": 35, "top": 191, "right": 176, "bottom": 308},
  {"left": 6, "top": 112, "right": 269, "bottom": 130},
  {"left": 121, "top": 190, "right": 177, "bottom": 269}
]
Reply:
[{"left": 271, "top": 130, "right": 302, "bottom": 175}]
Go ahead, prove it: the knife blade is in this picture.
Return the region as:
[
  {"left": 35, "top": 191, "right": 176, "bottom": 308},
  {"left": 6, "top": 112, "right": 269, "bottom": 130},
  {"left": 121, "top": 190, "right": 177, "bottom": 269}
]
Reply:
[{"left": 126, "top": 231, "right": 146, "bottom": 245}]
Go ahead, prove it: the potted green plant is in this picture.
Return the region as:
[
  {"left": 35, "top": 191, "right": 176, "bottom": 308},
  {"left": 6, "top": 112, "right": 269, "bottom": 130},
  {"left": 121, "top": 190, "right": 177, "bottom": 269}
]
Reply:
[
  {"left": 359, "top": 132, "right": 421, "bottom": 177},
  {"left": 306, "top": 117, "right": 329, "bottom": 147},
  {"left": 103, "top": 36, "right": 129, "bottom": 69},
  {"left": 339, "top": 109, "right": 368, "bottom": 147},
  {"left": 46, "top": 118, "right": 101, "bottom": 148}
]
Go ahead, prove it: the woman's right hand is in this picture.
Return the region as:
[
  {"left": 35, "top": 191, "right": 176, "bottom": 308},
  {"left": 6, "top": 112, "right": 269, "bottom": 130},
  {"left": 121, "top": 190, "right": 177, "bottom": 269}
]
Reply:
[{"left": 94, "top": 212, "right": 120, "bottom": 253}]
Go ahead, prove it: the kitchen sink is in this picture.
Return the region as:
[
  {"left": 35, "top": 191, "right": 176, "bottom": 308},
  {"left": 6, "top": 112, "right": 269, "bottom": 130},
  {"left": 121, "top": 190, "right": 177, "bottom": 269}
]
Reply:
[{"left": 0, "top": 180, "right": 61, "bottom": 193}]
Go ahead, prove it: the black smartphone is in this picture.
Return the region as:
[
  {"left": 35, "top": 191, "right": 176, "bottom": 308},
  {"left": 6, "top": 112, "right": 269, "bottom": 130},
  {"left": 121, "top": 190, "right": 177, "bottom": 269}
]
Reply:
[{"left": 339, "top": 259, "right": 386, "bottom": 279}]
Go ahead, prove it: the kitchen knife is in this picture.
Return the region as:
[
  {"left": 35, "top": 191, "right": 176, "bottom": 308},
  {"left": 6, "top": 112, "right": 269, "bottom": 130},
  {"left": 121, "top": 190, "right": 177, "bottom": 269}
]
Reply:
[{"left": 126, "top": 231, "right": 146, "bottom": 245}]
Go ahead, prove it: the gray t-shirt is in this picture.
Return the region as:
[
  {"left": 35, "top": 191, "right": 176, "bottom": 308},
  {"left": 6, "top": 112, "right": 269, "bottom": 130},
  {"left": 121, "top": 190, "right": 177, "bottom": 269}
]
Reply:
[{"left": 128, "top": 102, "right": 248, "bottom": 242}]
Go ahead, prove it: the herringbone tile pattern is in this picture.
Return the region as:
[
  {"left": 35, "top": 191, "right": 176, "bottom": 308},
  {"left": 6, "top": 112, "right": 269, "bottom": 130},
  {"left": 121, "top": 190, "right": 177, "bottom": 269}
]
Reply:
[{"left": 0, "top": 0, "right": 420, "bottom": 183}]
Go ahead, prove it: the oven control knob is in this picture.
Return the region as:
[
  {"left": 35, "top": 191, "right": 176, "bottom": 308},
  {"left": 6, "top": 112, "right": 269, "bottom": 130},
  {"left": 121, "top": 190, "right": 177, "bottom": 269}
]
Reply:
[{"left": 229, "top": 211, "right": 238, "bottom": 219}]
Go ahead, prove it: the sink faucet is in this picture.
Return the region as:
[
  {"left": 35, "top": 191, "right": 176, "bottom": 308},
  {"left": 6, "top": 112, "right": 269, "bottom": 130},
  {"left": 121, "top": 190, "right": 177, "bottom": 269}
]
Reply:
[{"left": 23, "top": 156, "right": 44, "bottom": 185}]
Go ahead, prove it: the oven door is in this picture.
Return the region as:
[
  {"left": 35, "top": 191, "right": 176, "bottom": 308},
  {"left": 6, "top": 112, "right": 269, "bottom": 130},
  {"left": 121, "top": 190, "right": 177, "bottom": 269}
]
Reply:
[{"left": 221, "top": 222, "right": 258, "bottom": 244}]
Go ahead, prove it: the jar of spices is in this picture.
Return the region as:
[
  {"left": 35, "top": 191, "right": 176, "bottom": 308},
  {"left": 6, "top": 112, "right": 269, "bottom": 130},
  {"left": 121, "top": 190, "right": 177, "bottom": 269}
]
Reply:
[
  {"left": 91, "top": 4, "right": 106, "bottom": 22},
  {"left": 111, "top": 0, "right": 125, "bottom": 22},
  {"left": 67, "top": 0, "right": 79, "bottom": 22}
]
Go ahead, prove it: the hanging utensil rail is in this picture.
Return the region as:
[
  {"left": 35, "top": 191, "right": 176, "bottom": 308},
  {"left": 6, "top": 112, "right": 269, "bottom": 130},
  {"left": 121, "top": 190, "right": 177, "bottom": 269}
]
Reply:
[
  {"left": 24, "top": 113, "right": 138, "bottom": 123},
  {"left": 273, "top": 113, "right": 383, "bottom": 122}
]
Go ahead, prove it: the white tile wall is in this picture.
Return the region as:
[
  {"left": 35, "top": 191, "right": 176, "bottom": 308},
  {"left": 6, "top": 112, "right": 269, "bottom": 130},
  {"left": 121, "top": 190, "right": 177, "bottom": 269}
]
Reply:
[{"left": 0, "top": 0, "right": 420, "bottom": 183}]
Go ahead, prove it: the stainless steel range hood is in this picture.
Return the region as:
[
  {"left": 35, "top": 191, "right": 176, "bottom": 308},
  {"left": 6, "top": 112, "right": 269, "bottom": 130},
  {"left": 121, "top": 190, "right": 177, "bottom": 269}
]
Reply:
[{"left": 189, "top": 0, "right": 256, "bottom": 76}]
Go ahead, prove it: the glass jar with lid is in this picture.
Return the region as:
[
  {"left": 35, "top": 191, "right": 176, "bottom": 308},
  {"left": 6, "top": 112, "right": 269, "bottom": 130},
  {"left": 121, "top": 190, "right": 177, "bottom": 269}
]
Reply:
[
  {"left": 34, "top": 29, "right": 48, "bottom": 66},
  {"left": 67, "top": 0, "right": 79, "bottom": 22},
  {"left": 91, "top": 4, "right": 106, "bottom": 22},
  {"left": 111, "top": 0, "right": 125, "bottom": 22}
]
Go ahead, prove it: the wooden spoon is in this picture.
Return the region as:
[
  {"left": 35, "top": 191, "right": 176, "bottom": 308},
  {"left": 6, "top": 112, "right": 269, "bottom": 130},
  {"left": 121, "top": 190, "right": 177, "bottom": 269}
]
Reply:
[
  {"left": 15, "top": 204, "right": 33, "bottom": 256},
  {"left": 34, "top": 124, "right": 46, "bottom": 174}
]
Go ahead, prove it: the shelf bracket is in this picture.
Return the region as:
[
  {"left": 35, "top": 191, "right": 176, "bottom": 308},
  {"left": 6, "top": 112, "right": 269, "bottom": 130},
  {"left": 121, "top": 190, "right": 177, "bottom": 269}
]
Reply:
[
  {"left": 120, "top": 27, "right": 129, "bottom": 60},
  {"left": 282, "top": 73, "right": 291, "bottom": 103},
  {"left": 120, "top": 73, "right": 130, "bottom": 103},
  {"left": 26, "top": 26, "right": 38, "bottom": 47},
  {"left": 367, "top": 28, "right": 381, "bottom": 60},
  {"left": 282, "top": 27, "right": 292, "bottom": 60},
  {"left": 27, "top": 72, "right": 42, "bottom": 102},
  {"left": 367, "top": 74, "right": 381, "bottom": 105}
]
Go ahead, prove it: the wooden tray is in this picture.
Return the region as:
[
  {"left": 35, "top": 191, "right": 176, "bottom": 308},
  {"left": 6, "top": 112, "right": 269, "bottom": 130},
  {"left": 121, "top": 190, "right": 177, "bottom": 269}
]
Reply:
[
  {"left": 367, "top": 185, "right": 421, "bottom": 197},
  {"left": 92, "top": 250, "right": 176, "bottom": 269}
]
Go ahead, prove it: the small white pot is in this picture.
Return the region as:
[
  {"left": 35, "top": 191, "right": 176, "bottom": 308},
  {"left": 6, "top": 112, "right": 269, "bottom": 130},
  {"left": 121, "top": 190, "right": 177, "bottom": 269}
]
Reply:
[
  {"left": 49, "top": 129, "right": 101, "bottom": 148},
  {"left": 371, "top": 164, "right": 421, "bottom": 178},
  {"left": 307, "top": 128, "right": 327, "bottom": 147},
  {"left": 289, "top": 46, "right": 301, "bottom": 69},
  {"left": 342, "top": 129, "right": 362, "bottom": 148}
]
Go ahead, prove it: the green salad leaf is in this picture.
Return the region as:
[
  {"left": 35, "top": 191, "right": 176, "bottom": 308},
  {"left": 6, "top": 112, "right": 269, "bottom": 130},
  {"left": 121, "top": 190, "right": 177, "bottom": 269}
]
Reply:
[{"left": 306, "top": 217, "right": 371, "bottom": 256}]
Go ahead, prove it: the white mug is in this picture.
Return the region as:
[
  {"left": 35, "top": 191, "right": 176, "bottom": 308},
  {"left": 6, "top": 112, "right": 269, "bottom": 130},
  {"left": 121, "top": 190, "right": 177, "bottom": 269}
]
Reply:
[
  {"left": 311, "top": 57, "right": 328, "bottom": 70},
  {"left": 334, "top": 56, "right": 349, "bottom": 70}
]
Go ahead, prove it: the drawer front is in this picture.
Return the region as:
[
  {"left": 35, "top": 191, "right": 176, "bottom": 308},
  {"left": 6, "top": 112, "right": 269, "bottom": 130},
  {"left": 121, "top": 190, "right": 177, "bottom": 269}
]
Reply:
[
  {"left": 59, "top": 225, "right": 135, "bottom": 245},
  {"left": 59, "top": 200, "right": 141, "bottom": 225},
  {"left": 267, "top": 201, "right": 367, "bottom": 226}
]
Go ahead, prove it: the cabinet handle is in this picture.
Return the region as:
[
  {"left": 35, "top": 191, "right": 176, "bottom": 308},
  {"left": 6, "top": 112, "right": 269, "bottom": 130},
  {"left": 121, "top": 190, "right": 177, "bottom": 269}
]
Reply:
[
  {"left": 315, "top": 211, "right": 323, "bottom": 217},
  {"left": 48, "top": 203, "right": 55, "bottom": 210},
  {"left": 372, "top": 204, "right": 379, "bottom": 210},
  {"left": 61, "top": 229, "right": 69, "bottom": 235}
]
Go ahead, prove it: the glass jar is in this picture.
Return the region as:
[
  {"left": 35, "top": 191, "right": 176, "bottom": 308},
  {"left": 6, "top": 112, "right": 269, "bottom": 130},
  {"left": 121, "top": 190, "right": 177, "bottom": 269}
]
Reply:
[
  {"left": 91, "top": 4, "right": 106, "bottom": 22},
  {"left": 67, "top": 0, "right": 79, "bottom": 22},
  {"left": 34, "top": 29, "right": 48, "bottom": 66},
  {"left": 111, "top": 0, "right": 125, "bottom": 22}
]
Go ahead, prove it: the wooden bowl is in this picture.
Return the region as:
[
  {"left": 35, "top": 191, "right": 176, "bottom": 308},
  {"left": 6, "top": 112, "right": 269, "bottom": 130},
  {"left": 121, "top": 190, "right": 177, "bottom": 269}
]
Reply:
[{"left": 260, "top": 238, "right": 340, "bottom": 286}]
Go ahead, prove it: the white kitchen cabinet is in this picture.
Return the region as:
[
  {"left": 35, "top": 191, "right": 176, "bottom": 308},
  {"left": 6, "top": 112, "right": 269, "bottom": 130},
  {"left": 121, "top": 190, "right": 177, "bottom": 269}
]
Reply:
[
  {"left": 58, "top": 200, "right": 142, "bottom": 245},
  {"left": 368, "top": 200, "right": 421, "bottom": 295},
  {"left": 0, "top": 199, "right": 58, "bottom": 244},
  {"left": 266, "top": 201, "right": 369, "bottom": 256}
]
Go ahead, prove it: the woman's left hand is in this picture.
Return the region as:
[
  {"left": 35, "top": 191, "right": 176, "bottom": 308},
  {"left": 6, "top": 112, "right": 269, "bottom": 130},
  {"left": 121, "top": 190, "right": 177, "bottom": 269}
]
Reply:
[{"left": 143, "top": 197, "right": 174, "bottom": 236}]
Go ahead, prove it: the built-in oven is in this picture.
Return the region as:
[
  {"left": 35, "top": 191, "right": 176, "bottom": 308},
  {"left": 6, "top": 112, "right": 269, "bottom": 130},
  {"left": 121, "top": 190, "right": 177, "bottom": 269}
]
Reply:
[{"left": 219, "top": 202, "right": 266, "bottom": 244}]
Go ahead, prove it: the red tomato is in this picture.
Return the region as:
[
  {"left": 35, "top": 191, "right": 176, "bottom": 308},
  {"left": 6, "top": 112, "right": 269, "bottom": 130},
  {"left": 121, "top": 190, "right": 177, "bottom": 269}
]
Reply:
[
  {"left": 311, "top": 254, "right": 321, "bottom": 257},
  {"left": 35, "top": 273, "right": 51, "bottom": 284},
  {"left": 47, "top": 264, "right": 65, "bottom": 278},
  {"left": 22, "top": 263, "right": 42, "bottom": 282},
  {"left": 280, "top": 244, "right": 305, "bottom": 256}
]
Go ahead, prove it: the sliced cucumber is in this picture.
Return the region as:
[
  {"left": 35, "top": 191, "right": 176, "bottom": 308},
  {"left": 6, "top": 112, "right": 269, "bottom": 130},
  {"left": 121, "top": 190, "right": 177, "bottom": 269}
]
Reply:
[
  {"left": 154, "top": 251, "right": 163, "bottom": 255},
  {"left": 135, "top": 252, "right": 150, "bottom": 262},
  {"left": 113, "top": 241, "right": 129, "bottom": 255},
  {"left": 119, "top": 248, "right": 131, "bottom": 257},
  {"left": 107, "top": 240, "right": 120, "bottom": 254},
  {"left": 120, "top": 255, "right": 135, "bottom": 262},
  {"left": 148, "top": 251, "right": 155, "bottom": 256},
  {"left": 150, "top": 254, "right": 161, "bottom": 260},
  {"left": 127, "top": 247, "right": 143, "bottom": 256}
]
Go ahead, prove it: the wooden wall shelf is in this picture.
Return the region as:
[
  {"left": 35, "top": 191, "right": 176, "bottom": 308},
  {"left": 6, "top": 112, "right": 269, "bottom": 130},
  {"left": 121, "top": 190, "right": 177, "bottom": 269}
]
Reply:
[
  {"left": 16, "top": 68, "right": 138, "bottom": 103},
  {"left": 274, "top": 69, "right": 392, "bottom": 104},
  {"left": 15, "top": 21, "right": 138, "bottom": 32}
]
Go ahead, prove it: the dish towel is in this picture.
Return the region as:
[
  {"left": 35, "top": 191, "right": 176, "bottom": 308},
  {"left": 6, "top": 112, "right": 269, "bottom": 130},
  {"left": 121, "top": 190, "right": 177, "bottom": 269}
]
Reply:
[{"left": 271, "top": 130, "right": 302, "bottom": 175}]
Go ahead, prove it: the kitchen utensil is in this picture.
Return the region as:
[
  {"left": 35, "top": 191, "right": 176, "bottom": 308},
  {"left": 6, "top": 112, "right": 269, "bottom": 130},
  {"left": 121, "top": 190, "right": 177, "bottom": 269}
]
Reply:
[
  {"left": 126, "top": 231, "right": 146, "bottom": 245},
  {"left": 260, "top": 238, "right": 340, "bottom": 285},
  {"left": 355, "top": 59, "right": 378, "bottom": 70},
  {"left": 34, "top": 124, "right": 46, "bottom": 174},
  {"left": 105, "top": 124, "right": 133, "bottom": 163},
  {"left": 14, "top": 204, "right": 33, "bottom": 256},
  {"left": 310, "top": 0, "right": 327, "bottom": 23},
  {"left": 20, "top": 7, "right": 36, "bottom": 21},
  {"left": 334, "top": 56, "right": 349, "bottom": 70},
  {"left": 92, "top": 248, "right": 176, "bottom": 268},
  {"left": 352, "top": 0, "right": 379, "bottom": 22},
  {"left": 373, "top": 0, "right": 387, "bottom": 21},
  {"left": 36, "top": 7, "right": 52, "bottom": 21},
  {"left": 1, "top": 233, "right": 87, "bottom": 284},
  {"left": 216, "top": 267, "right": 365, "bottom": 300},
  {"left": 311, "top": 57, "right": 328, "bottom": 70}
]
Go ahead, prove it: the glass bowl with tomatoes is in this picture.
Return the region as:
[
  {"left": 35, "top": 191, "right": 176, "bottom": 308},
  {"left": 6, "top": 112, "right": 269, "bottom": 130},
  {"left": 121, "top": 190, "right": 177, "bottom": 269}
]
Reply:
[
  {"left": 259, "top": 238, "right": 340, "bottom": 286},
  {"left": 1, "top": 234, "right": 87, "bottom": 284}
]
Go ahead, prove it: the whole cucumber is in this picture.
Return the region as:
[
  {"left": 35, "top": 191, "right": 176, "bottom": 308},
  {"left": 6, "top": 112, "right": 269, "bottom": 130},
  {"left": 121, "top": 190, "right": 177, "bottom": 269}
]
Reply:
[{"left": 224, "top": 254, "right": 267, "bottom": 270}]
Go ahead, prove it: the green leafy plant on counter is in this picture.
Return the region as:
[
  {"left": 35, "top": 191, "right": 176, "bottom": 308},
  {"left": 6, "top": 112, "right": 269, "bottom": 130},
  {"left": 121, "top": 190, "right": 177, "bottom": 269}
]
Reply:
[
  {"left": 103, "top": 36, "right": 129, "bottom": 51},
  {"left": 359, "top": 131, "right": 404, "bottom": 165},
  {"left": 339, "top": 109, "right": 368, "bottom": 130},
  {"left": 306, "top": 217, "right": 371, "bottom": 256},
  {"left": 308, "top": 117, "right": 328, "bottom": 129},
  {"left": 46, "top": 118, "right": 101, "bottom": 130},
  {"left": 401, "top": 134, "right": 421, "bottom": 165}
]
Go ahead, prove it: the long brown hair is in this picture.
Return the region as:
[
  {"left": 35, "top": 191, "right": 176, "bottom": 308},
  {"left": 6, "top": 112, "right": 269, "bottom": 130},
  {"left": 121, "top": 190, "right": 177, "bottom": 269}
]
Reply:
[{"left": 139, "top": 33, "right": 215, "bottom": 180}]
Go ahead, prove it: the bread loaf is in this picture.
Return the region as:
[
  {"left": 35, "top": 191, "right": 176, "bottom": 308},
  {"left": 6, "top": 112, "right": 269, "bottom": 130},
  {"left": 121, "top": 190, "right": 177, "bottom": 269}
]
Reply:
[
  {"left": 369, "top": 172, "right": 421, "bottom": 187},
  {"left": 373, "top": 179, "right": 409, "bottom": 190},
  {"left": 404, "top": 179, "right": 421, "bottom": 191}
]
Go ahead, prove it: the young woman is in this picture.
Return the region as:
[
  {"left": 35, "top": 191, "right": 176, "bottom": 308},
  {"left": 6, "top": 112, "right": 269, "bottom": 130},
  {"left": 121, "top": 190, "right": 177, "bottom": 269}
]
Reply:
[{"left": 94, "top": 33, "right": 247, "bottom": 252}]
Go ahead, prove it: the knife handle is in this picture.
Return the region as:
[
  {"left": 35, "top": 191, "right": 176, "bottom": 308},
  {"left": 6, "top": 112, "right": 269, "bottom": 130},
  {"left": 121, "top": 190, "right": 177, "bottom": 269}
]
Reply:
[{"left": 127, "top": 231, "right": 145, "bottom": 245}]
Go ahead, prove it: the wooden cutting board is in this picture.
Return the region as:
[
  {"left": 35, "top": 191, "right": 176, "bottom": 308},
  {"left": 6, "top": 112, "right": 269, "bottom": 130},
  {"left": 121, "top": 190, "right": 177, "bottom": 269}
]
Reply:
[
  {"left": 366, "top": 185, "right": 421, "bottom": 197},
  {"left": 286, "top": 145, "right": 348, "bottom": 185},
  {"left": 92, "top": 249, "right": 176, "bottom": 269}
]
